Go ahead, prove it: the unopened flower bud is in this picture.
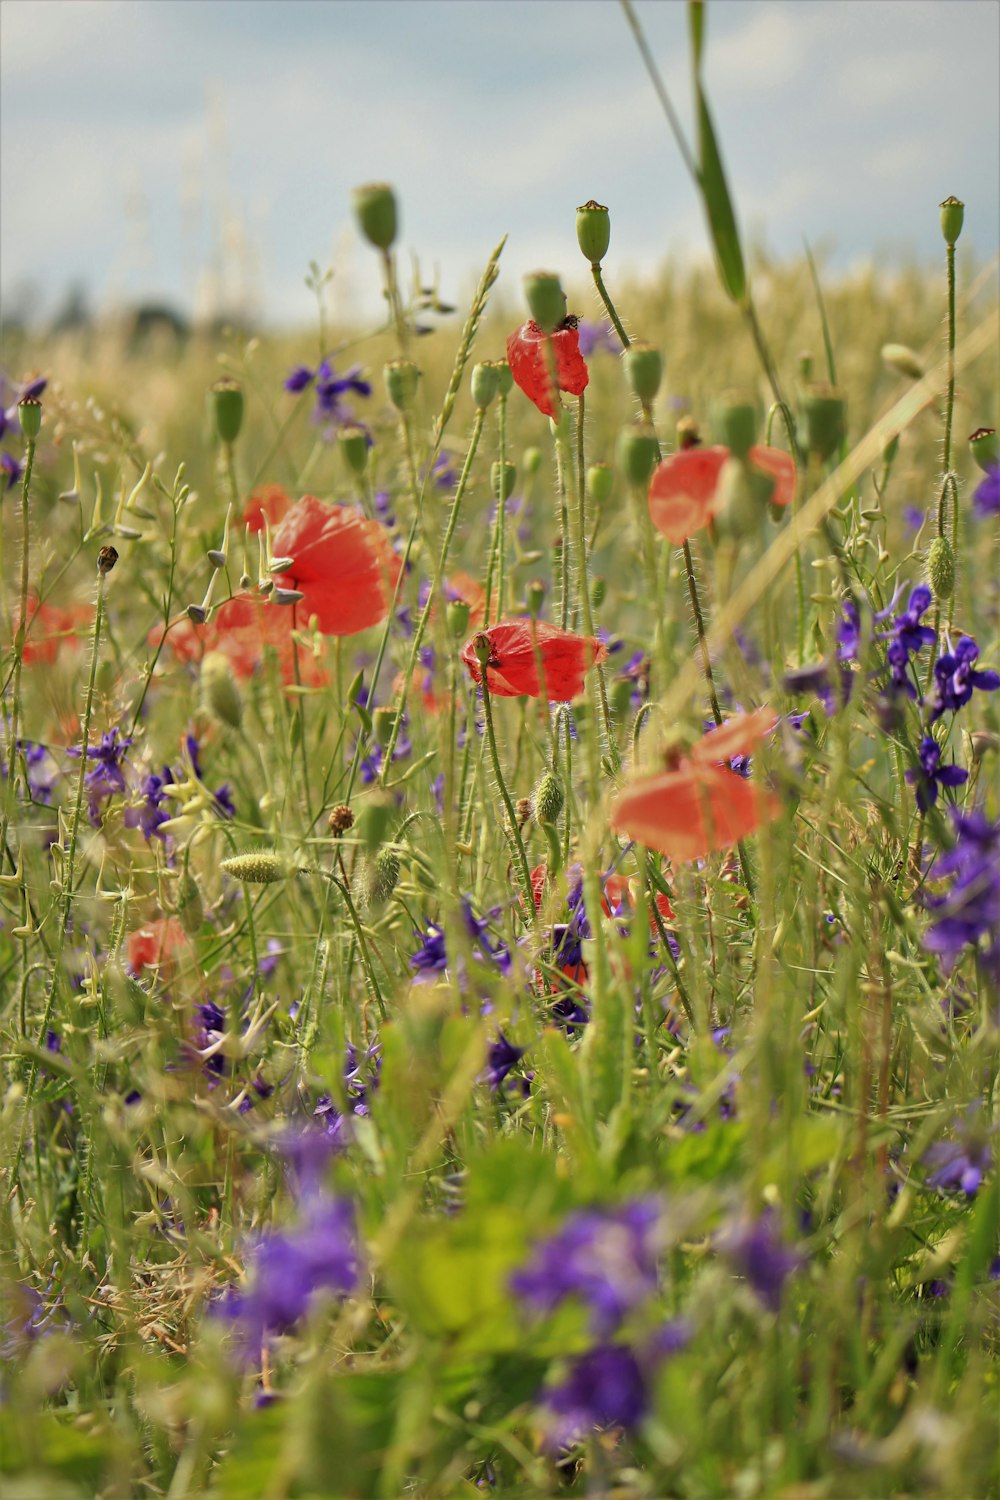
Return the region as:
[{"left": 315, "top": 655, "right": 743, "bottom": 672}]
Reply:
[
  {"left": 220, "top": 850, "right": 293, "bottom": 884},
  {"left": 472, "top": 631, "right": 492, "bottom": 669},
  {"left": 526, "top": 578, "right": 546, "bottom": 617},
  {"left": 881, "top": 343, "right": 924, "bottom": 380},
  {"left": 716, "top": 456, "right": 770, "bottom": 538},
  {"left": 364, "top": 844, "right": 400, "bottom": 906},
  {"left": 712, "top": 396, "right": 757, "bottom": 460},
  {"left": 446, "top": 598, "right": 471, "bottom": 638},
  {"left": 522, "top": 446, "right": 542, "bottom": 478},
  {"left": 273, "top": 586, "right": 305, "bottom": 606},
  {"left": 495, "top": 361, "right": 514, "bottom": 398},
  {"left": 939, "top": 196, "right": 964, "bottom": 247},
  {"left": 969, "top": 428, "right": 999, "bottom": 472},
  {"left": 201, "top": 650, "right": 243, "bottom": 729},
  {"left": 471, "top": 361, "right": 500, "bottom": 410},
  {"left": 328, "top": 803, "right": 355, "bottom": 837},
  {"left": 623, "top": 342, "right": 663, "bottom": 406},
  {"left": 97, "top": 545, "right": 119, "bottom": 576},
  {"left": 587, "top": 462, "right": 613, "bottom": 507},
  {"left": 533, "top": 771, "right": 564, "bottom": 825},
  {"left": 616, "top": 421, "right": 659, "bottom": 488},
  {"left": 799, "top": 387, "right": 846, "bottom": 463},
  {"left": 176, "top": 867, "right": 204, "bottom": 935},
  {"left": 576, "top": 200, "right": 611, "bottom": 266},
  {"left": 523, "top": 270, "right": 566, "bottom": 334},
  {"left": 211, "top": 379, "right": 244, "bottom": 444},
  {"left": 372, "top": 706, "right": 397, "bottom": 748},
  {"left": 338, "top": 424, "right": 369, "bottom": 476},
  {"left": 353, "top": 182, "right": 398, "bottom": 250},
  {"left": 926, "top": 536, "right": 955, "bottom": 600},
  {"left": 492, "top": 460, "right": 517, "bottom": 501},
  {"left": 384, "top": 359, "right": 420, "bottom": 411},
  {"left": 17, "top": 395, "right": 42, "bottom": 441}
]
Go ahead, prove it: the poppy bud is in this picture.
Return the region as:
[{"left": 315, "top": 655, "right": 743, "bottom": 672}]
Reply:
[
  {"left": 492, "top": 460, "right": 517, "bottom": 501},
  {"left": 623, "top": 342, "right": 663, "bottom": 406},
  {"left": 799, "top": 387, "right": 846, "bottom": 463},
  {"left": 969, "top": 428, "right": 998, "bottom": 472},
  {"left": 676, "top": 416, "right": 701, "bottom": 450},
  {"left": 523, "top": 271, "right": 566, "bottom": 334},
  {"left": 356, "top": 793, "right": 394, "bottom": 852},
  {"left": 338, "top": 424, "right": 369, "bottom": 476},
  {"left": 533, "top": 771, "right": 564, "bottom": 825},
  {"left": 446, "top": 598, "right": 471, "bottom": 638},
  {"left": 353, "top": 182, "right": 398, "bottom": 250},
  {"left": 372, "top": 706, "right": 397, "bottom": 747},
  {"left": 384, "top": 359, "right": 420, "bottom": 411},
  {"left": 712, "top": 396, "right": 756, "bottom": 460},
  {"left": 926, "top": 536, "right": 955, "bottom": 600},
  {"left": 471, "top": 361, "right": 500, "bottom": 411},
  {"left": 17, "top": 395, "right": 42, "bottom": 441},
  {"left": 591, "top": 576, "right": 607, "bottom": 609},
  {"left": 716, "top": 457, "right": 770, "bottom": 538},
  {"left": 576, "top": 199, "right": 611, "bottom": 266},
  {"left": 97, "top": 545, "right": 119, "bottom": 576},
  {"left": 616, "top": 421, "right": 659, "bottom": 489},
  {"left": 201, "top": 650, "right": 243, "bottom": 729},
  {"left": 522, "top": 446, "right": 542, "bottom": 478},
  {"left": 881, "top": 343, "right": 924, "bottom": 380},
  {"left": 526, "top": 579, "right": 546, "bottom": 617},
  {"left": 495, "top": 361, "right": 514, "bottom": 398},
  {"left": 328, "top": 803, "right": 355, "bottom": 836},
  {"left": 939, "top": 196, "right": 964, "bottom": 247},
  {"left": 176, "top": 867, "right": 204, "bottom": 935},
  {"left": 211, "top": 379, "right": 244, "bottom": 444},
  {"left": 587, "top": 462, "right": 613, "bottom": 507},
  {"left": 220, "top": 850, "right": 294, "bottom": 884},
  {"left": 363, "top": 844, "right": 400, "bottom": 906}
]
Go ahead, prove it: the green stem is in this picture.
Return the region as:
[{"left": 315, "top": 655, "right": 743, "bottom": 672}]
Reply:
[
  {"left": 574, "top": 394, "right": 620, "bottom": 772},
  {"left": 334, "top": 855, "right": 385, "bottom": 1018},
  {"left": 478, "top": 665, "right": 537, "bottom": 934},
  {"left": 682, "top": 541, "right": 723, "bottom": 728},
  {"left": 591, "top": 265, "right": 630, "bottom": 348},
  {"left": 0, "top": 439, "right": 34, "bottom": 871}
]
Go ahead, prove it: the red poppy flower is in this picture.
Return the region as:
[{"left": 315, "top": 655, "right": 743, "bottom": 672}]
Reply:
[
  {"left": 127, "top": 916, "right": 187, "bottom": 976},
  {"left": 602, "top": 873, "right": 675, "bottom": 929},
  {"left": 270, "top": 495, "right": 402, "bottom": 636},
  {"left": 21, "top": 597, "right": 94, "bottom": 664},
  {"left": 461, "top": 619, "right": 607, "bottom": 701},
  {"left": 648, "top": 445, "right": 796, "bottom": 545},
  {"left": 243, "top": 483, "right": 292, "bottom": 534},
  {"left": 506, "top": 319, "right": 589, "bottom": 419},
  {"left": 609, "top": 713, "right": 780, "bottom": 863},
  {"left": 151, "top": 593, "right": 329, "bottom": 686}
]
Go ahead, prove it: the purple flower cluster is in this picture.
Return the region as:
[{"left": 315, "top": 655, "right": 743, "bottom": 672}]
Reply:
[
  {"left": 923, "top": 1107, "right": 994, "bottom": 1196},
  {"left": 905, "top": 735, "right": 967, "bottom": 813},
  {"left": 718, "top": 1209, "right": 803, "bottom": 1311},
  {"left": 972, "top": 464, "right": 1000, "bottom": 518},
  {"left": 67, "top": 727, "right": 133, "bottom": 825},
  {"left": 928, "top": 636, "right": 1000, "bottom": 722},
  {"left": 284, "top": 357, "right": 371, "bottom": 435},
  {"left": 922, "top": 809, "right": 1000, "bottom": 979}
]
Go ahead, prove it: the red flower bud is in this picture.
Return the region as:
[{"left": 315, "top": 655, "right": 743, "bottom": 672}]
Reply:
[{"left": 505, "top": 319, "right": 589, "bottom": 419}]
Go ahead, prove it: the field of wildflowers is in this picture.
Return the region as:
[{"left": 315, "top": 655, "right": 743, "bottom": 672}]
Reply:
[{"left": 2, "top": 8, "right": 998, "bottom": 1497}]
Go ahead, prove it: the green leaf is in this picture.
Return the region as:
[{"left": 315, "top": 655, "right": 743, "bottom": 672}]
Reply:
[
  {"left": 695, "top": 89, "right": 747, "bottom": 306},
  {"left": 688, "top": 0, "right": 705, "bottom": 72}
]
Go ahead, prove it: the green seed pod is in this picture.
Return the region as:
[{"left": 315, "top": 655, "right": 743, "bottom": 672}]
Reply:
[
  {"left": 927, "top": 536, "right": 955, "bottom": 600},
  {"left": 523, "top": 270, "right": 566, "bottom": 334},
  {"left": 384, "top": 359, "right": 420, "bottom": 411},
  {"left": 492, "top": 460, "right": 517, "bottom": 501},
  {"left": 17, "top": 395, "right": 42, "bottom": 442},
  {"left": 587, "top": 462, "right": 613, "bottom": 507},
  {"left": 176, "top": 867, "right": 204, "bottom": 935},
  {"left": 591, "top": 575, "right": 607, "bottom": 610},
  {"left": 446, "top": 598, "right": 471, "bottom": 639},
  {"left": 201, "top": 650, "right": 244, "bottom": 729},
  {"left": 616, "top": 421, "right": 659, "bottom": 489},
  {"left": 353, "top": 182, "right": 398, "bottom": 250},
  {"left": 969, "top": 427, "right": 999, "bottom": 472},
  {"left": 220, "top": 850, "right": 293, "bottom": 884},
  {"left": 526, "top": 578, "right": 546, "bottom": 617},
  {"left": 372, "top": 705, "right": 397, "bottom": 748},
  {"left": 364, "top": 844, "right": 400, "bottom": 906},
  {"left": 211, "top": 379, "right": 244, "bottom": 444},
  {"left": 716, "top": 456, "right": 769, "bottom": 539},
  {"left": 799, "top": 387, "right": 846, "bottom": 463},
  {"left": 495, "top": 360, "right": 514, "bottom": 398},
  {"left": 576, "top": 199, "right": 611, "bottom": 266},
  {"left": 623, "top": 341, "right": 663, "bottom": 406},
  {"left": 939, "top": 195, "right": 964, "bottom": 247},
  {"left": 338, "top": 423, "right": 369, "bottom": 476},
  {"left": 355, "top": 793, "right": 394, "bottom": 853},
  {"left": 881, "top": 343, "right": 924, "bottom": 380},
  {"left": 470, "top": 361, "right": 500, "bottom": 411},
  {"left": 533, "top": 771, "right": 564, "bottom": 825},
  {"left": 711, "top": 396, "right": 757, "bottom": 460},
  {"left": 522, "top": 446, "right": 542, "bottom": 477}
]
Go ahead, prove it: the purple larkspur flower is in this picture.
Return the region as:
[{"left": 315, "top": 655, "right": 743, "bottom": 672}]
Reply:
[
  {"left": 972, "top": 464, "right": 1000, "bottom": 518},
  {"left": 905, "top": 736, "right": 968, "bottom": 812},
  {"left": 484, "top": 1031, "right": 526, "bottom": 1092},
  {"left": 542, "top": 1321, "right": 690, "bottom": 1447},
  {"left": 923, "top": 808, "right": 1000, "bottom": 975},
  {"left": 410, "top": 921, "right": 448, "bottom": 976},
  {"left": 123, "top": 765, "right": 173, "bottom": 841},
  {"left": 928, "top": 635, "right": 1000, "bottom": 721},
  {"left": 511, "top": 1199, "right": 664, "bottom": 1336},
  {"left": 903, "top": 505, "right": 926, "bottom": 532},
  {"left": 67, "top": 727, "right": 132, "bottom": 823},
  {"left": 1, "top": 738, "right": 59, "bottom": 804},
  {"left": 285, "top": 358, "right": 371, "bottom": 433},
  {"left": 783, "top": 659, "right": 853, "bottom": 717},
  {"left": 923, "top": 1106, "right": 994, "bottom": 1196},
  {"left": 1, "top": 451, "right": 24, "bottom": 491},
  {"left": 891, "top": 584, "right": 936, "bottom": 657},
  {"left": 576, "top": 320, "right": 621, "bottom": 358},
  {"left": 719, "top": 1209, "right": 803, "bottom": 1311}
]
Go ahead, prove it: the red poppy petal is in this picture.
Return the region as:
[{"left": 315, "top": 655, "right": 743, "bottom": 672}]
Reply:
[
  {"left": 506, "top": 321, "right": 589, "bottom": 418},
  {"left": 610, "top": 765, "right": 778, "bottom": 863},
  {"left": 688, "top": 708, "right": 779, "bottom": 768},
  {"left": 461, "top": 619, "right": 606, "bottom": 700},
  {"left": 749, "top": 445, "right": 796, "bottom": 507},
  {"left": 647, "top": 447, "right": 728, "bottom": 544},
  {"left": 271, "top": 496, "right": 401, "bottom": 635}
]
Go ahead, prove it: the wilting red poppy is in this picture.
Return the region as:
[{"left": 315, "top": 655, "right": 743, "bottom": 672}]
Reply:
[
  {"left": 21, "top": 597, "right": 94, "bottom": 664},
  {"left": 127, "top": 916, "right": 187, "bottom": 976},
  {"left": 648, "top": 444, "right": 796, "bottom": 545},
  {"left": 151, "top": 595, "right": 328, "bottom": 687},
  {"left": 243, "top": 483, "right": 292, "bottom": 534},
  {"left": 506, "top": 319, "right": 589, "bottom": 418},
  {"left": 602, "top": 873, "right": 675, "bottom": 929},
  {"left": 461, "top": 619, "right": 607, "bottom": 701},
  {"left": 443, "top": 571, "right": 489, "bottom": 629},
  {"left": 271, "top": 495, "right": 402, "bottom": 635},
  {"left": 610, "top": 713, "right": 780, "bottom": 863}
]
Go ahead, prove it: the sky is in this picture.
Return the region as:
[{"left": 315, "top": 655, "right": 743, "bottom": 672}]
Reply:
[{"left": 1, "top": 0, "right": 998, "bottom": 329}]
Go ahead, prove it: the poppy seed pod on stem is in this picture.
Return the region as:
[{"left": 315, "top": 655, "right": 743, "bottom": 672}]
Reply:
[
  {"left": 523, "top": 271, "right": 566, "bottom": 334},
  {"left": 617, "top": 422, "right": 659, "bottom": 490},
  {"left": 799, "top": 388, "right": 846, "bottom": 463},
  {"left": 211, "top": 379, "right": 244, "bottom": 444},
  {"left": 576, "top": 200, "right": 611, "bottom": 266},
  {"left": 471, "top": 361, "right": 501, "bottom": 411},
  {"left": 338, "top": 424, "right": 370, "bottom": 477},
  {"left": 353, "top": 182, "right": 398, "bottom": 250},
  {"left": 384, "top": 359, "right": 420, "bottom": 411},
  {"left": 17, "top": 396, "right": 42, "bottom": 442},
  {"left": 969, "top": 428, "right": 998, "bottom": 472},
  {"left": 492, "top": 460, "right": 517, "bottom": 502},
  {"left": 587, "top": 462, "right": 613, "bottom": 508},
  {"left": 711, "top": 396, "right": 757, "bottom": 460},
  {"left": 623, "top": 343, "right": 663, "bottom": 407},
  {"left": 939, "top": 196, "right": 964, "bottom": 247}
]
